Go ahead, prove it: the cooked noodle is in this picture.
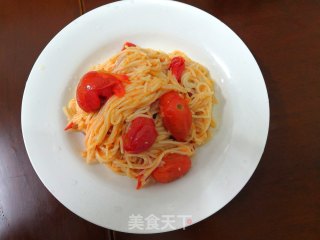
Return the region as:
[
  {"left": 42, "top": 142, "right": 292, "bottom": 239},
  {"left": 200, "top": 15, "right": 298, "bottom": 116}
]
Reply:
[{"left": 64, "top": 46, "right": 217, "bottom": 187}]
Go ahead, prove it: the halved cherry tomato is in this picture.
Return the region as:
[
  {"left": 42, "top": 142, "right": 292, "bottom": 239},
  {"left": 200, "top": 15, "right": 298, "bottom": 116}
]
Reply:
[
  {"left": 76, "top": 71, "right": 129, "bottom": 112},
  {"left": 152, "top": 153, "right": 191, "bottom": 183},
  {"left": 159, "top": 91, "right": 192, "bottom": 141},
  {"left": 122, "top": 42, "right": 137, "bottom": 50},
  {"left": 123, "top": 117, "right": 158, "bottom": 154},
  {"left": 169, "top": 56, "right": 185, "bottom": 82}
]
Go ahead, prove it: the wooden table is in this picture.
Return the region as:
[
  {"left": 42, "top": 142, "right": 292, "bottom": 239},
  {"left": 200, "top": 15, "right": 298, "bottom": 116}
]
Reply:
[{"left": 1, "top": 0, "right": 319, "bottom": 239}]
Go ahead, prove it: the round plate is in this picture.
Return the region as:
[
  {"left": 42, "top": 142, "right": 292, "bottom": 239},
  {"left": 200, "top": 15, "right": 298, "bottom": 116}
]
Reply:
[{"left": 22, "top": 0, "right": 269, "bottom": 233}]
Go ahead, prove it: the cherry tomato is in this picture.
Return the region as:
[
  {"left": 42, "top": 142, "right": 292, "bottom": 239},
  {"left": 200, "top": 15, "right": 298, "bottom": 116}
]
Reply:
[
  {"left": 169, "top": 56, "right": 185, "bottom": 82},
  {"left": 76, "top": 71, "right": 129, "bottom": 112},
  {"left": 122, "top": 42, "right": 137, "bottom": 50},
  {"left": 152, "top": 153, "right": 191, "bottom": 183},
  {"left": 159, "top": 91, "right": 192, "bottom": 141},
  {"left": 123, "top": 117, "right": 158, "bottom": 154}
]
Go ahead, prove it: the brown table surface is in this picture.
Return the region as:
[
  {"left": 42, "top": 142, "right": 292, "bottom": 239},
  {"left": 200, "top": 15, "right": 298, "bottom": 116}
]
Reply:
[{"left": 1, "top": 0, "right": 319, "bottom": 239}]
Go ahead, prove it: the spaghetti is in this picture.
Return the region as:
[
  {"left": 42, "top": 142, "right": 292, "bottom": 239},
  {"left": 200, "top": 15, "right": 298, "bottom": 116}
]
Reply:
[{"left": 64, "top": 44, "right": 217, "bottom": 188}]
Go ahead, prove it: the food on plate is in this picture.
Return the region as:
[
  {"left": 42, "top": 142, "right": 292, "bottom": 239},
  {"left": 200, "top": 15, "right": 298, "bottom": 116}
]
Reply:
[{"left": 63, "top": 42, "right": 217, "bottom": 189}]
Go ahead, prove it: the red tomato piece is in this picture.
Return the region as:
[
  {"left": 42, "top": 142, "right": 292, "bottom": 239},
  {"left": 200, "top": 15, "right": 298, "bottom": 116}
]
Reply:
[
  {"left": 136, "top": 174, "right": 143, "bottom": 190},
  {"left": 159, "top": 91, "right": 192, "bottom": 141},
  {"left": 169, "top": 56, "right": 185, "bottom": 82},
  {"left": 76, "top": 71, "right": 129, "bottom": 112},
  {"left": 152, "top": 153, "right": 191, "bottom": 183},
  {"left": 64, "top": 122, "right": 74, "bottom": 131},
  {"left": 123, "top": 117, "right": 158, "bottom": 154},
  {"left": 122, "top": 42, "right": 137, "bottom": 50}
]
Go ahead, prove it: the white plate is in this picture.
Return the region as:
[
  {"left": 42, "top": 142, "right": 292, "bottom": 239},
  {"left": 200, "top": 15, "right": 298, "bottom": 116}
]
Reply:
[{"left": 22, "top": 0, "right": 269, "bottom": 233}]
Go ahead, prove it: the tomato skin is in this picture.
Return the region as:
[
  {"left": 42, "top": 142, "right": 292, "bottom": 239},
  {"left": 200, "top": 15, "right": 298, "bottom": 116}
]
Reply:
[
  {"left": 169, "top": 56, "right": 185, "bottom": 82},
  {"left": 64, "top": 122, "right": 74, "bottom": 131},
  {"left": 152, "top": 153, "right": 191, "bottom": 183},
  {"left": 76, "top": 71, "right": 128, "bottom": 112},
  {"left": 122, "top": 42, "right": 136, "bottom": 50},
  {"left": 136, "top": 174, "right": 143, "bottom": 190},
  {"left": 159, "top": 91, "right": 192, "bottom": 141},
  {"left": 123, "top": 117, "right": 158, "bottom": 154}
]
